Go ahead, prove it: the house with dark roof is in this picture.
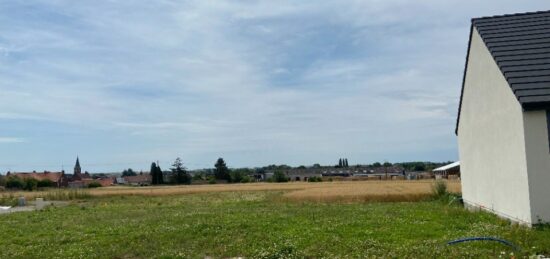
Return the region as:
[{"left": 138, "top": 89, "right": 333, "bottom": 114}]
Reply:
[{"left": 457, "top": 10, "right": 550, "bottom": 225}]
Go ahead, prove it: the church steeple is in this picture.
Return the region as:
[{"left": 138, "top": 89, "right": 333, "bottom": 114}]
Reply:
[{"left": 74, "top": 156, "right": 82, "bottom": 177}]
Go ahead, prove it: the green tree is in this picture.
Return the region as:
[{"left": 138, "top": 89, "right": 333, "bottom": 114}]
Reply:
[
  {"left": 23, "top": 178, "right": 38, "bottom": 191},
  {"left": 156, "top": 163, "right": 164, "bottom": 184},
  {"left": 414, "top": 163, "right": 426, "bottom": 171},
  {"left": 229, "top": 170, "right": 244, "bottom": 183},
  {"left": 6, "top": 176, "right": 24, "bottom": 189},
  {"left": 37, "top": 179, "right": 55, "bottom": 188},
  {"left": 214, "top": 158, "right": 230, "bottom": 181},
  {"left": 338, "top": 158, "right": 343, "bottom": 167},
  {"left": 372, "top": 162, "right": 382, "bottom": 167},
  {"left": 122, "top": 168, "right": 137, "bottom": 177},
  {"left": 171, "top": 158, "right": 191, "bottom": 184},
  {"left": 150, "top": 162, "right": 161, "bottom": 185},
  {"left": 272, "top": 170, "right": 288, "bottom": 183},
  {"left": 383, "top": 162, "right": 393, "bottom": 167},
  {"left": 149, "top": 162, "right": 164, "bottom": 185}
]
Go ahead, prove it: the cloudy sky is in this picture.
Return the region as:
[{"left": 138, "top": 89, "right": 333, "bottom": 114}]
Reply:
[{"left": 0, "top": 1, "right": 548, "bottom": 172}]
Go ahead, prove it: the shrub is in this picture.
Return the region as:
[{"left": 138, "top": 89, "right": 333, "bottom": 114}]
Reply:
[
  {"left": 229, "top": 170, "right": 244, "bottom": 183},
  {"left": 88, "top": 182, "right": 102, "bottom": 188},
  {"left": 23, "top": 178, "right": 38, "bottom": 191},
  {"left": 6, "top": 177, "right": 24, "bottom": 189},
  {"left": 307, "top": 176, "right": 323, "bottom": 182},
  {"left": 192, "top": 174, "right": 204, "bottom": 181},
  {"left": 273, "top": 170, "right": 288, "bottom": 183},
  {"left": 240, "top": 175, "right": 251, "bottom": 183},
  {"left": 37, "top": 179, "right": 55, "bottom": 188},
  {"left": 432, "top": 180, "right": 448, "bottom": 199},
  {"left": 208, "top": 177, "right": 216, "bottom": 184}
]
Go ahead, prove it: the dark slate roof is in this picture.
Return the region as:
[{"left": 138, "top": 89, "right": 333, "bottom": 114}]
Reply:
[{"left": 456, "top": 10, "right": 550, "bottom": 134}]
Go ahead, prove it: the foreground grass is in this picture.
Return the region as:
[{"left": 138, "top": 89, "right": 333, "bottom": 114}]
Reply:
[{"left": 0, "top": 191, "right": 548, "bottom": 258}]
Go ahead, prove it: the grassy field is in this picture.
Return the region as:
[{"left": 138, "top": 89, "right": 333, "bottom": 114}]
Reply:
[
  {"left": 1, "top": 180, "right": 461, "bottom": 203},
  {"left": 0, "top": 181, "right": 549, "bottom": 258}
]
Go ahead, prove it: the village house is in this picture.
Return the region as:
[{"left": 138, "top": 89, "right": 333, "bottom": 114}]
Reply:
[
  {"left": 457, "top": 10, "right": 550, "bottom": 225},
  {"left": 123, "top": 174, "right": 152, "bottom": 186},
  {"left": 6, "top": 157, "right": 114, "bottom": 188}
]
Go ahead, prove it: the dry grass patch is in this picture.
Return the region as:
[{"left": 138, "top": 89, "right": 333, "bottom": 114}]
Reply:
[
  {"left": 283, "top": 180, "right": 461, "bottom": 203},
  {"left": 0, "top": 180, "right": 461, "bottom": 203}
]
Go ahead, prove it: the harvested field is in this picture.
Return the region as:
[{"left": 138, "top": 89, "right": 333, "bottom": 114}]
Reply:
[
  {"left": 1, "top": 180, "right": 461, "bottom": 203},
  {"left": 282, "top": 180, "right": 461, "bottom": 202}
]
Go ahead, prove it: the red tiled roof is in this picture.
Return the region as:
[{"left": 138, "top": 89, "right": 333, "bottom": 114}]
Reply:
[{"left": 123, "top": 174, "right": 151, "bottom": 183}]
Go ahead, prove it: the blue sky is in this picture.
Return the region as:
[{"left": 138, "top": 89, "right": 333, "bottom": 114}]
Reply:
[{"left": 1, "top": 1, "right": 548, "bottom": 172}]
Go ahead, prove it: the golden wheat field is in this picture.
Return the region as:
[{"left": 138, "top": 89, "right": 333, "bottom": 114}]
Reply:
[{"left": 1, "top": 180, "right": 461, "bottom": 203}]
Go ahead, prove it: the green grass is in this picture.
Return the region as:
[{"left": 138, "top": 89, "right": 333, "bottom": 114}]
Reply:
[{"left": 0, "top": 191, "right": 548, "bottom": 258}]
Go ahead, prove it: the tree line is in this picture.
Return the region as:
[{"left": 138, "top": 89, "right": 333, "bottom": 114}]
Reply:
[{"left": 143, "top": 157, "right": 255, "bottom": 186}]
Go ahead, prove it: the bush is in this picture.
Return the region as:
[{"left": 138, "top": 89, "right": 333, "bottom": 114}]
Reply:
[
  {"left": 88, "top": 182, "right": 102, "bottom": 188},
  {"left": 432, "top": 180, "right": 448, "bottom": 199},
  {"left": 192, "top": 174, "right": 204, "bottom": 181},
  {"left": 23, "top": 178, "right": 38, "bottom": 191},
  {"left": 37, "top": 179, "right": 55, "bottom": 188},
  {"left": 240, "top": 175, "right": 251, "bottom": 183},
  {"left": 6, "top": 177, "right": 24, "bottom": 189},
  {"left": 273, "top": 170, "right": 288, "bottom": 183},
  {"left": 307, "top": 176, "right": 323, "bottom": 182},
  {"left": 229, "top": 170, "right": 244, "bottom": 183},
  {"left": 208, "top": 177, "right": 216, "bottom": 184}
]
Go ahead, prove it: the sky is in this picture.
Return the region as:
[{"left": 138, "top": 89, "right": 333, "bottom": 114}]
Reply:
[{"left": 1, "top": 1, "right": 548, "bottom": 172}]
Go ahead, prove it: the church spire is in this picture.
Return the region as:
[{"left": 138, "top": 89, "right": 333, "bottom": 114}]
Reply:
[{"left": 74, "top": 156, "right": 82, "bottom": 178}]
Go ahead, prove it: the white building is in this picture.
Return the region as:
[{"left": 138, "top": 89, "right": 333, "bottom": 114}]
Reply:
[{"left": 456, "top": 10, "right": 550, "bottom": 225}]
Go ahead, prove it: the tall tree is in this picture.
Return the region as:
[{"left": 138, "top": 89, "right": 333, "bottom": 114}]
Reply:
[
  {"left": 150, "top": 162, "right": 158, "bottom": 185},
  {"left": 171, "top": 158, "right": 191, "bottom": 184},
  {"left": 344, "top": 159, "right": 349, "bottom": 168},
  {"left": 338, "top": 158, "right": 343, "bottom": 168},
  {"left": 156, "top": 163, "right": 164, "bottom": 184},
  {"left": 150, "top": 162, "right": 164, "bottom": 185},
  {"left": 214, "top": 158, "right": 230, "bottom": 181}
]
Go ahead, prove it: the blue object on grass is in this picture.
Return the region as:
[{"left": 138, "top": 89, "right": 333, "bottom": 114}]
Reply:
[{"left": 447, "top": 237, "right": 520, "bottom": 251}]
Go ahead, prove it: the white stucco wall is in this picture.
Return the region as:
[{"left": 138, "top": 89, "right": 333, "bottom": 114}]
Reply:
[
  {"left": 457, "top": 28, "right": 533, "bottom": 224},
  {"left": 522, "top": 111, "right": 550, "bottom": 223}
]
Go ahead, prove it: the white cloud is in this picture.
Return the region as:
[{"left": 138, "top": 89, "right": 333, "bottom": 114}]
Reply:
[
  {"left": 0, "top": 137, "right": 25, "bottom": 143},
  {"left": 0, "top": 0, "right": 548, "bottom": 170}
]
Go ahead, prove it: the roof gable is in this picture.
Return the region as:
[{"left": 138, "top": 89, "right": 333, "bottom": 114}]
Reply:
[{"left": 456, "top": 10, "right": 550, "bottom": 134}]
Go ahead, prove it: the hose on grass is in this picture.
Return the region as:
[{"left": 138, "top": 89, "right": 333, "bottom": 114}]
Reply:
[{"left": 447, "top": 237, "right": 521, "bottom": 251}]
